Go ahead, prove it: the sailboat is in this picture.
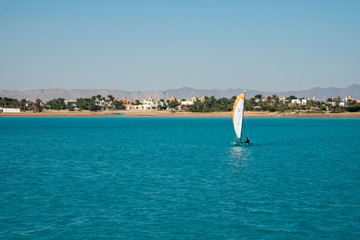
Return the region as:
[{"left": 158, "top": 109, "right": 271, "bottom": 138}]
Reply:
[{"left": 231, "top": 90, "right": 250, "bottom": 146}]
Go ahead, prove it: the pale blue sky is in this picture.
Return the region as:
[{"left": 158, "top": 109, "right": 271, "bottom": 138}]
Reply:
[{"left": 0, "top": 0, "right": 359, "bottom": 91}]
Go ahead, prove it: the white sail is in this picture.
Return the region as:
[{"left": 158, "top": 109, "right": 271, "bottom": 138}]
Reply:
[{"left": 232, "top": 92, "right": 245, "bottom": 141}]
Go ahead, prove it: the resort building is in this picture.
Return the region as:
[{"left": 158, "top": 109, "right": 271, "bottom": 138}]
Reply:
[
  {"left": 64, "top": 99, "right": 77, "bottom": 107},
  {"left": 291, "top": 98, "right": 308, "bottom": 105},
  {"left": 280, "top": 96, "right": 289, "bottom": 104},
  {"left": 169, "top": 96, "right": 177, "bottom": 102},
  {"left": 325, "top": 98, "right": 348, "bottom": 107},
  {"left": 178, "top": 98, "right": 196, "bottom": 111},
  {"left": 125, "top": 103, "right": 144, "bottom": 110},
  {"left": 180, "top": 100, "right": 194, "bottom": 106},
  {"left": 191, "top": 96, "right": 198, "bottom": 102},
  {"left": 142, "top": 99, "right": 158, "bottom": 110},
  {"left": 124, "top": 104, "right": 134, "bottom": 110},
  {"left": 201, "top": 96, "right": 206, "bottom": 102},
  {"left": 329, "top": 101, "right": 347, "bottom": 107},
  {"left": 126, "top": 97, "right": 159, "bottom": 110},
  {"left": 0, "top": 107, "right": 21, "bottom": 113},
  {"left": 122, "top": 97, "right": 129, "bottom": 104}
]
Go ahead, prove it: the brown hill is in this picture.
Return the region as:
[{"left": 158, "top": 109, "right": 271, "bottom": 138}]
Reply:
[{"left": 0, "top": 84, "right": 359, "bottom": 101}]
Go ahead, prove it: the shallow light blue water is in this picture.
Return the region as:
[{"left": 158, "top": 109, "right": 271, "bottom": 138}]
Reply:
[{"left": 0, "top": 117, "right": 360, "bottom": 239}]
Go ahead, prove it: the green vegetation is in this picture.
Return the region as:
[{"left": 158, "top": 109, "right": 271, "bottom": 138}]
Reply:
[
  {"left": 188, "top": 95, "right": 288, "bottom": 113},
  {"left": 0, "top": 97, "right": 21, "bottom": 108},
  {"left": 1, "top": 94, "right": 358, "bottom": 113},
  {"left": 0, "top": 95, "right": 127, "bottom": 112},
  {"left": 185, "top": 95, "right": 357, "bottom": 113},
  {"left": 345, "top": 104, "right": 360, "bottom": 112},
  {"left": 73, "top": 95, "right": 126, "bottom": 111},
  {"left": 46, "top": 98, "right": 65, "bottom": 110},
  {"left": 187, "top": 97, "right": 234, "bottom": 112},
  {"left": 168, "top": 100, "right": 181, "bottom": 109},
  {"left": 0, "top": 97, "right": 43, "bottom": 112},
  {"left": 34, "top": 99, "right": 43, "bottom": 112},
  {"left": 76, "top": 98, "right": 101, "bottom": 111}
]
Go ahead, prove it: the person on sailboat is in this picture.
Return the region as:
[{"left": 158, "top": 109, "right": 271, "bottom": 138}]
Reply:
[{"left": 245, "top": 137, "right": 250, "bottom": 144}]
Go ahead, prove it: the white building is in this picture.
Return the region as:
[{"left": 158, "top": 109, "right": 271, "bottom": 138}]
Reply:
[
  {"left": 291, "top": 99, "right": 301, "bottom": 104},
  {"left": 328, "top": 101, "right": 347, "bottom": 107},
  {"left": 126, "top": 99, "right": 159, "bottom": 110},
  {"left": 64, "top": 99, "right": 77, "bottom": 107},
  {"left": 125, "top": 104, "right": 134, "bottom": 110},
  {"left": 142, "top": 99, "right": 158, "bottom": 110},
  {"left": 291, "top": 98, "right": 309, "bottom": 105},
  {"left": 180, "top": 100, "right": 194, "bottom": 106},
  {"left": 1, "top": 108, "right": 21, "bottom": 113}
]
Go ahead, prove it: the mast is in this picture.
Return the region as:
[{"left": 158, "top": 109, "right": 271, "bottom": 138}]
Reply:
[{"left": 240, "top": 90, "right": 246, "bottom": 143}]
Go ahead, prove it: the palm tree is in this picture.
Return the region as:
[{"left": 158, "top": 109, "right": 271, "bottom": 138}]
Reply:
[
  {"left": 20, "top": 99, "right": 27, "bottom": 111},
  {"left": 334, "top": 96, "right": 341, "bottom": 112},
  {"left": 271, "top": 95, "right": 280, "bottom": 108},
  {"left": 107, "top": 95, "right": 114, "bottom": 101},
  {"left": 287, "top": 95, "right": 297, "bottom": 101},
  {"left": 230, "top": 96, "right": 237, "bottom": 102},
  {"left": 96, "top": 95, "right": 102, "bottom": 103},
  {"left": 106, "top": 95, "right": 115, "bottom": 110},
  {"left": 34, "top": 99, "right": 42, "bottom": 112},
  {"left": 265, "top": 96, "right": 272, "bottom": 107}
]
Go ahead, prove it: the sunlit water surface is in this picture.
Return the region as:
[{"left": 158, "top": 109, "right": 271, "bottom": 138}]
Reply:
[{"left": 1, "top": 117, "right": 359, "bottom": 239}]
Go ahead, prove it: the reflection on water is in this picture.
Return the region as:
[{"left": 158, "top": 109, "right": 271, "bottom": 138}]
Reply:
[{"left": 227, "top": 146, "right": 253, "bottom": 169}]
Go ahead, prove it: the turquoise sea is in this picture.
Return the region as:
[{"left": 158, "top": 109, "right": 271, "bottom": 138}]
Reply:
[{"left": 1, "top": 117, "right": 360, "bottom": 239}]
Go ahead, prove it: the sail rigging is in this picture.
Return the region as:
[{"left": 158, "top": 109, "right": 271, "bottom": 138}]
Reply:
[{"left": 232, "top": 91, "right": 246, "bottom": 142}]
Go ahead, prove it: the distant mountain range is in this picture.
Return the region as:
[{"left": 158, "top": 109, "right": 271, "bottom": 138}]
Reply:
[{"left": 0, "top": 84, "right": 359, "bottom": 101}]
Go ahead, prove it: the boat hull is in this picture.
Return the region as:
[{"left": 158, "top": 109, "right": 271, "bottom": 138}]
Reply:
[{"left": 231, "top": 142, "right": 251, "bottom": 147}]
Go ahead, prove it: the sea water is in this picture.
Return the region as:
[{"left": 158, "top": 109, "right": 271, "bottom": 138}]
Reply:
[{"left": 0, "top": 117, "right": 359, "bottom": 239}]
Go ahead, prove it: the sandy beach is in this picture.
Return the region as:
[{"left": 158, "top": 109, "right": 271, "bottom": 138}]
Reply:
[{"left": 1, "top": 109, "right": 360, "bottom": 118}]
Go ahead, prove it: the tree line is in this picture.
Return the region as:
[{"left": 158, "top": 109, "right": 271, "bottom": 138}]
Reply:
[
  {"left": 0, "top": 97, "right": 42, "bottom": 112},
  {"left": 186, "top": 95, "right": 360, "bottom": 113},
  {"left": 0, "top": 95, "right": 125, "bottom": 112},
  {"left": 1, "top": 94, "right": 359, "bottom": 113},
  {"left": 186, "top": 96, "right": 235, "bottom": 112}
]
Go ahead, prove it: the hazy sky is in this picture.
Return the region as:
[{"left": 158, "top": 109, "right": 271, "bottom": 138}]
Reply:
[{"left": 1, "top": 0, "right": 359, "bottom": 91}]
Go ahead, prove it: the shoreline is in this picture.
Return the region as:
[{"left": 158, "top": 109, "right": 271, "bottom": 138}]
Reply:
[{"left": 1, "top": 110, "right": 360, "bottom": 118}]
